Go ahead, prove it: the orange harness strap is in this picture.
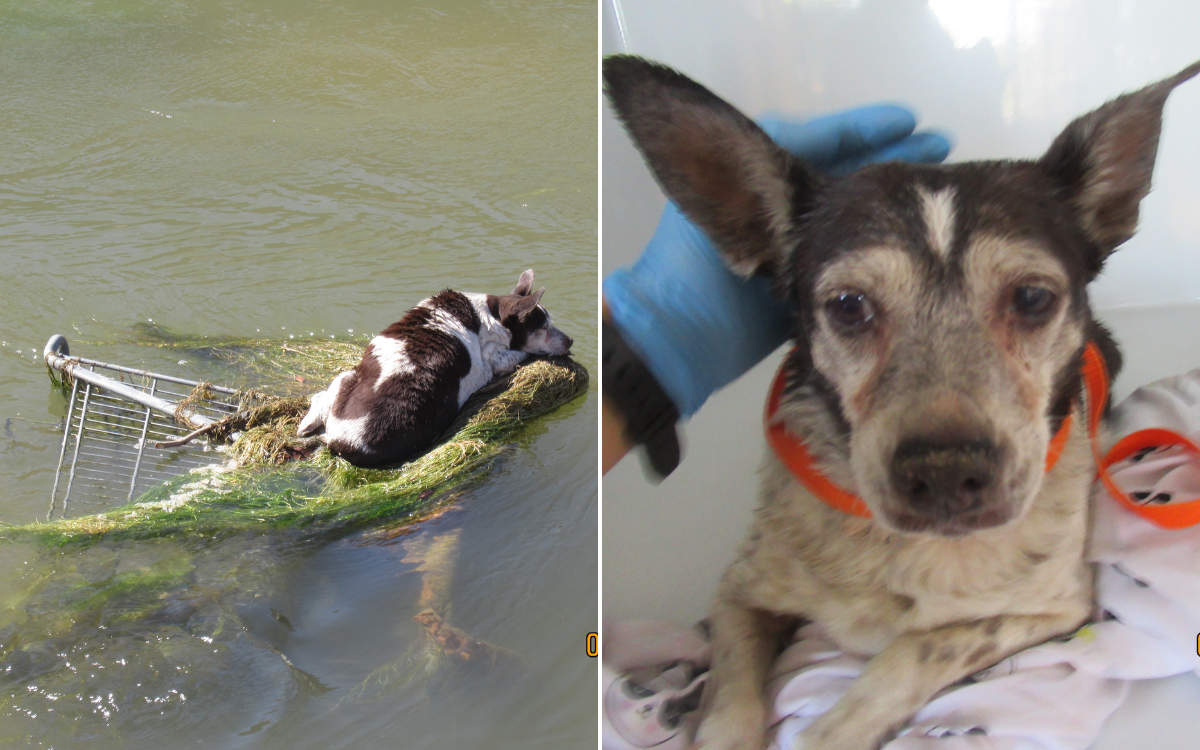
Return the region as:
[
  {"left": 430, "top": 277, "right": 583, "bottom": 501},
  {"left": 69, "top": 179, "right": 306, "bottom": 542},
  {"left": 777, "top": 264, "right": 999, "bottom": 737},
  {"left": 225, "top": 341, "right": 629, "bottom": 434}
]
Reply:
[
  {"left": 1081, "top": 348, "right": 1200, "bottom": 529},
  {"left": 765, "top": 342, "right": 1200, "bottom": 529},
  {"left": 764, "top": 363, "right": 873, "bottom": 518}
]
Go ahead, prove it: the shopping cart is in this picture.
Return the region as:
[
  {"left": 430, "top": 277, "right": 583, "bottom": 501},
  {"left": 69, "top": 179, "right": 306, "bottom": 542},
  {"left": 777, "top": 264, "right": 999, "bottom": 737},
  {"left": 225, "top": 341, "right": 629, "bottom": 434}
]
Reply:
[{"left": 43, "top": 334, "right": 244, "bottom": 520}]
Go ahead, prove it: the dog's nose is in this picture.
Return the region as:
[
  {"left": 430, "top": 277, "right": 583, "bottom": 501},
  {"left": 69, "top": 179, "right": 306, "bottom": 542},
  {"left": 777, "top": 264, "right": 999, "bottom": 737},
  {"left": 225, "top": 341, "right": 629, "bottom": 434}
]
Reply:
[
  {"left": 564, "top": 335, "right": 573, "bottom": 350},
  {"left": 889, "top": 438, "right": 1000, "bottom": 519}
]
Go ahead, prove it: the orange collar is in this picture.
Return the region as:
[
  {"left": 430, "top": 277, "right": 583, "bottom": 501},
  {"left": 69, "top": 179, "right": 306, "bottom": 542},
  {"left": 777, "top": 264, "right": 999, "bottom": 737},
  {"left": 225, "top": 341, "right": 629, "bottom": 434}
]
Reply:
[
  {"left": 767, "top": 342, "right": 1200, "bottom": 529},
  {"left": 764, "top": 343, "right": 1105, "bottom": 520}
]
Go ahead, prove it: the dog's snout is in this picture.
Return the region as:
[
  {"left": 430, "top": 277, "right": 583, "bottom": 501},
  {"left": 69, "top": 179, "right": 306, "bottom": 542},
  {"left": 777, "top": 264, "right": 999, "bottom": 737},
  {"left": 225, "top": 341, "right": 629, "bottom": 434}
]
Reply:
[
  {"left": 550, "top": 328, "right": 573, "bottom": 354},
  {"left": 890, "top": 438, "right": 1001, "bottom": 520}
]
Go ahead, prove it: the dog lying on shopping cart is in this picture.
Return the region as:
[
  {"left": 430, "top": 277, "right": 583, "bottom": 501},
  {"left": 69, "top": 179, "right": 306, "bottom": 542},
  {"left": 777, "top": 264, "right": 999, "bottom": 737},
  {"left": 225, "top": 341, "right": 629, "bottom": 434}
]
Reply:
[
  {"left": 604, "top": 55, "right": 1199, "bottom": 750},
  {"left": 297, "top": 270, "right": 572, "bottom": 467}
]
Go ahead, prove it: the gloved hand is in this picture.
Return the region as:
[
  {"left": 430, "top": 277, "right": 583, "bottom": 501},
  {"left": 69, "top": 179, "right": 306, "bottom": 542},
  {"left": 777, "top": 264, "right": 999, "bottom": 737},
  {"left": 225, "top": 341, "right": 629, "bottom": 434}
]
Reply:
[{"left": 604, "top": 104, "right": 952, "bottom": 419}]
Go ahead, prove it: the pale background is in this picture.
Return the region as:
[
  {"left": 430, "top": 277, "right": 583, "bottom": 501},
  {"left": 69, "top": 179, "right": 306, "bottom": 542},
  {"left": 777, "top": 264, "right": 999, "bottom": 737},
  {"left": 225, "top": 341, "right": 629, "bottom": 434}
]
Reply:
[{"left": 602, "top": 0, "right": 1200, "bottom": 746}]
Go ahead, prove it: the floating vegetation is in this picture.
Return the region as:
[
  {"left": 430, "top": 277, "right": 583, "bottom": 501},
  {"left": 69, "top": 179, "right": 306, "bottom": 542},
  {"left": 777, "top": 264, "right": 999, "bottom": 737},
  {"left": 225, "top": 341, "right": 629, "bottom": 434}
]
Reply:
[
  {"left": 0, "top": 531, "right": 335, "bottom": 742},
  {"left": 126, "top": 321, "right": 371, "bottom": 397},
  {"left": 12, "top": 330, "right": 588, "bottom": 547}
]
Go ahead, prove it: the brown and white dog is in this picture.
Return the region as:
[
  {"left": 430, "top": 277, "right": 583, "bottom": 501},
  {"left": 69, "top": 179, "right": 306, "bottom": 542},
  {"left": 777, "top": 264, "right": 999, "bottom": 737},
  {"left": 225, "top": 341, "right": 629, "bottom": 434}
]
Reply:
[
  {"left": 297, "top": 270, "right": 572, "bottom": 467},
  {"left": 605, "top": 56, "right": 1199, "bottom": 750}
]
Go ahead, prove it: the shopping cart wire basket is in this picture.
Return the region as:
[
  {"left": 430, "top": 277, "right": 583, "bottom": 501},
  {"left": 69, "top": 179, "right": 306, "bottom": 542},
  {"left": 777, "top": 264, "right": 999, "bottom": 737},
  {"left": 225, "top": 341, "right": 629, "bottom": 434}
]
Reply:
[{"left": 43, "top": 334, "right": 243, "bottom": 521}]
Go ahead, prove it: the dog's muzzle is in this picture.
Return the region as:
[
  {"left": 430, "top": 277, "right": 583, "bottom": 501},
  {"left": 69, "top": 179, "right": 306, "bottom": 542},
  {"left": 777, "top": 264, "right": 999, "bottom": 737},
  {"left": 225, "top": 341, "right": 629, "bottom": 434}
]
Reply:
[
  {"left": 890, "top": 437, "right": 1001, "bottom": 516},
  {"left": 887, "top": 432, "right": 1014, "bottom": 534}
]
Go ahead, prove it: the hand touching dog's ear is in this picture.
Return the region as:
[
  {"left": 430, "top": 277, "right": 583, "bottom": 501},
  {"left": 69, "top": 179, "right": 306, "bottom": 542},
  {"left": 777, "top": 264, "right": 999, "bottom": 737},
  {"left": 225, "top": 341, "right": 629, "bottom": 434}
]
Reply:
[
  {"left": 603, "top": 55, "right": 951, "bottom": 420},
  {"left": 1040, "top": 60, "right": 1200, "bottom": 265},
  {"left": 604, "top": 54, "right": 819, "bottom": 280}
]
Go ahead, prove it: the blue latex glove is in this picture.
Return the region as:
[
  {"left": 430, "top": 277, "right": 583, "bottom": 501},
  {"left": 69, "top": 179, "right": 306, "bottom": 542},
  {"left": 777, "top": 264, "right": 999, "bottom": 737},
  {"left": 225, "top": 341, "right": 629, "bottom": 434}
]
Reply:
[{"left": 605, "top": 104, "right": 952, "bottom": 419}]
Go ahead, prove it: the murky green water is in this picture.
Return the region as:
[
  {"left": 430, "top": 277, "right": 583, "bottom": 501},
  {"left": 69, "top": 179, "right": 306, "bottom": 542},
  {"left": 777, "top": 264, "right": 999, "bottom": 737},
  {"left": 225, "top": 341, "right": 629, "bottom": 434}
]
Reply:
[{"left": 0, "top": 1, "right": 597, "bottom": 747}]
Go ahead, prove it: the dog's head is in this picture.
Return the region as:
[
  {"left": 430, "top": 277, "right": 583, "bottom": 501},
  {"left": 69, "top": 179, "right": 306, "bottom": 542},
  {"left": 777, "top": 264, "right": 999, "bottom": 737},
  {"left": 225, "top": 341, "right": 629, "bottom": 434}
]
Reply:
[
  {"left": 493, "top": 269, "right": 573, "bottom": 356},
  {"left": 605, "top": 55, "right": 1199, "bottom": 536}
]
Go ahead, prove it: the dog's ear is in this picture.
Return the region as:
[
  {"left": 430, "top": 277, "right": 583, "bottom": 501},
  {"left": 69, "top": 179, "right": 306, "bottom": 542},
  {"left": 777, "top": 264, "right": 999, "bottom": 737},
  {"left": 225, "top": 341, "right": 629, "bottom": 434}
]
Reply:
[
  {"left": 604, "top": 55, "right": 819, "bottom": 278},
  {"left": 508, "top": 287, "right": 545, "bottom": 322},
  {"left": 1040, "top": 60, "right": 1200, "bottom": 260},
  {"left": 513, "top": 269, "right": 536, "bottom": 296}
]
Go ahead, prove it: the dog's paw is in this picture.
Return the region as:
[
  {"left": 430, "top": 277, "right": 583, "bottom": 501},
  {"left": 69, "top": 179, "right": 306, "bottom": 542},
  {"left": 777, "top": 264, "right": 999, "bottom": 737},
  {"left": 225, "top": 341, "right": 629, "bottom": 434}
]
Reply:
[
  {"left": 297, "top": 389, "right": 330, "bottom": 437},
  {"left": 792, "top": 716, "right": 886, "bottom": 750}
]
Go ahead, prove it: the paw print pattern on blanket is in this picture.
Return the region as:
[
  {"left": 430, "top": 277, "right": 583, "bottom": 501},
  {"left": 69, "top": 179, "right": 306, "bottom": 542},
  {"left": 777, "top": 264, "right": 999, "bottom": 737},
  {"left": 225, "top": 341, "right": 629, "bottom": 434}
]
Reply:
[{"left": 1108, "top": 442, "right": 1200, "bottom": 506}]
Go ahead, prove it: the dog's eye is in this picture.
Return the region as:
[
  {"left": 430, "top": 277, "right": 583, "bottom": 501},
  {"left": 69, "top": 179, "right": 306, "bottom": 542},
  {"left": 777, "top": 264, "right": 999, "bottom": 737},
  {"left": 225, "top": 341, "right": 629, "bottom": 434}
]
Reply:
[
  {"left": 825, "top": 292, "right": 875, "bottom": 330},
  {"left": 1011, "top": 286, "right": 1057, "bottom": 319}
]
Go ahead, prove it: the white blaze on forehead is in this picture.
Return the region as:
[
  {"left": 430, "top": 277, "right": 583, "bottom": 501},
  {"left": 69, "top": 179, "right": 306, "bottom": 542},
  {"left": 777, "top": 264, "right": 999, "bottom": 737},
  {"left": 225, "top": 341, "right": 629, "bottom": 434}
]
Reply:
[
  {"left": 369, "top": 336, "right": 416, "bottom": 390},
  {"left": 918, "top": 186, "right": 957, "bottom": 260}
]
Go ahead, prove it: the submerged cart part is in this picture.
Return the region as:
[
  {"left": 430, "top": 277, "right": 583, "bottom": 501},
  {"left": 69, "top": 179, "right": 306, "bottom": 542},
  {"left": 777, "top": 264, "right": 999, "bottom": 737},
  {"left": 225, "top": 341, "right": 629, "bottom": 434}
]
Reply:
[
  {"left": 400, "top": 525, "right": 464, "bottom": 614},
  {"left": 338, "top": 522, "right": 520, "bottom": 704},
  {"left": 400, "top": 525, "right": 515, "bottom": 666},
  {"left": 412, "top": 609, "right": 513, "bottom": 669}
]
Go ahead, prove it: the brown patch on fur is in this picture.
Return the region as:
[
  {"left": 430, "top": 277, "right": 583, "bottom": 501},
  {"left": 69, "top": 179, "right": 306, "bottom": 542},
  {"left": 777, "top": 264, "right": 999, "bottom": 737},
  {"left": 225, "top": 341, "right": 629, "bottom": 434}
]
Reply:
[
  {"left": 935, "top": 646, "right": 958, "bottom": 663},
  {"left": 849, "top": 334, "right": 894, "bottom": 419},
  {"left": 967, "top": 642, "right": 998, "bottom": 666},
  {"left": 918, "top": 641, "right": 934, "bottom": 663},
  {"left": 1001, "top": 347, "right": 1043, "bottom": 416},
  {"left": 982, "top": 616, "right": 1002, "bottom": 636}
]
